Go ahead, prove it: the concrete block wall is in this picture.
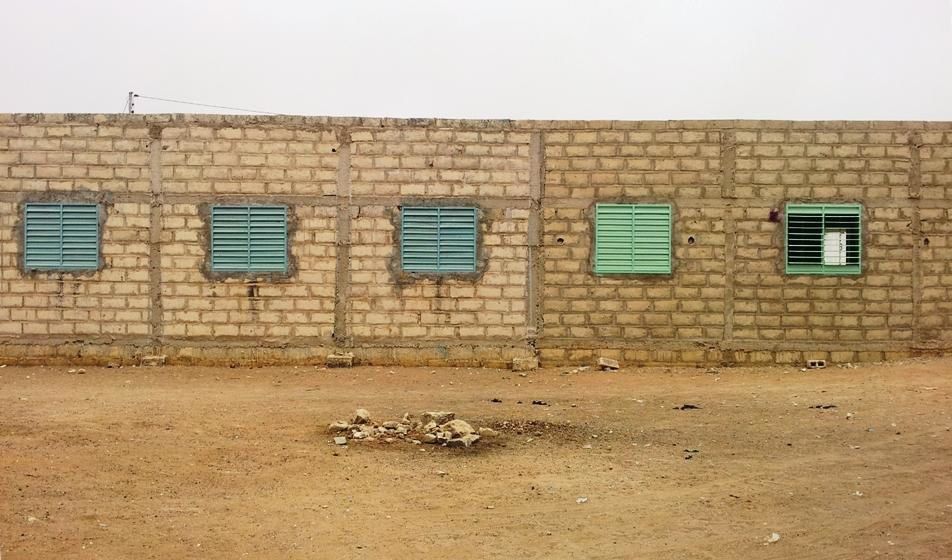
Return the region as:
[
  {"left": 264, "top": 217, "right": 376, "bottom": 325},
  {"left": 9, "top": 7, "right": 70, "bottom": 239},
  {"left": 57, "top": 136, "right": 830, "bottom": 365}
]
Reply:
[
  {"left": 345, "top": 127, "right": 530, "bottom": 355},
  {"left": 0, "top": 114, "right": 950, "bottom": 366}
]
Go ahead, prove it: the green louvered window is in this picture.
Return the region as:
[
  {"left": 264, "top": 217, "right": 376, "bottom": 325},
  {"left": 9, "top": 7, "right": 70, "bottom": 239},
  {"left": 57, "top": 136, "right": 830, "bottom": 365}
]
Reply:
[
  {"left": 210, "top": 205, "right": 288, "bottom": 273},
  {"left": 785, "top": 203, "right": 862, "bottom": 275},
  {"left": 594, "top": 203, "right": 672, "bottom": 274},
  {"left": 23, "top": 203, "right": 100, "bottom": 271},
  {"left": 401, "top": 206, "right": 477, "bottom": 273}
]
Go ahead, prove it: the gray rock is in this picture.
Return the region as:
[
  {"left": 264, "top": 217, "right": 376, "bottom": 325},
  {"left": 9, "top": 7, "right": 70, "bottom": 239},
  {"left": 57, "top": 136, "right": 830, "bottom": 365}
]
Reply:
[
  {"left": 440, "top": 419, "right": 475, "bottom": 438},
  {"left": 351, "top": 430, "right": 368, "bottom": 439},
  {"left": 422, "top": 411, "right": 455, "bottom": 425},
  {"left": 326, "top": 352, "right": 354, "bottom": 368},
  {"left": 333, "top": 436, "right": 347, "bottom": 445},
  {"left": 381, "top": 421, "right": 400, "bottom": 429},
  {"left": 422, "top": 421, "right": 438, "bottom": 433},
  {"left": 140, "top": 355, "right": 166, "bottom": 367},
  {"left": 352, "top": 409, "right": 372, "bottom": 425},
  {"left": 478, "top": 427, "right": 500, "bottom": 438},
  {"left": 511, "top": 356, "right": 539, "bottom": 372},
  {"left": 446, "top": 434, "right": 480, "bottom": 448},
  {"left": 421, "top": 433, "right": 438, "bottom": 444},
  {"left": 328, "top": 420, "right": 351, "bottom": 432},
  {"left": 597, "top": 357, "right": 620, "bottom": 371}
]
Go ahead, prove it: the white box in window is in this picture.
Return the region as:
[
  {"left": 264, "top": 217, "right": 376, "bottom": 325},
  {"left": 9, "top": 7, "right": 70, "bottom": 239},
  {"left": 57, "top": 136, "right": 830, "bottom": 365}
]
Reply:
[{"left": 823, "top": 229, "right": 847, "bottom": 266}]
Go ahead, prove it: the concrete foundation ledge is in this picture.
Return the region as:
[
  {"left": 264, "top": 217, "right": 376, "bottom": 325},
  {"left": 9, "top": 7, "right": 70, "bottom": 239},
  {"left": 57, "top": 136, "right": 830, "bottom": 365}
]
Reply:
[
  {"left": 0, "top": 342, "right": 535, "bottom": 368},
  {"left": 0, "top": 341, "right": 945, "bottom": 368}
]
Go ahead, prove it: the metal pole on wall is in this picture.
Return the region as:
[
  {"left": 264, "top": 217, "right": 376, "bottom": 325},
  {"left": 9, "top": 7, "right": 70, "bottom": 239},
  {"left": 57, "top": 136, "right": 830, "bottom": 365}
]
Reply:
[{"left": 128, "top": 91, "right": 135, "bottom": 114}]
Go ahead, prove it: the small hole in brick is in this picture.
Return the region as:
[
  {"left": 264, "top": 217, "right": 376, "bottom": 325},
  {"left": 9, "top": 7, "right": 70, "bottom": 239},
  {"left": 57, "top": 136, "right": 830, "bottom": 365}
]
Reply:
[
  {"left": 924, "top": 238, "right": 930, "bottom": 246},
  {"left": 331, "top": 148, "right": 336, "bottom": 153},
  {"left": 687, "top": 236, "right": 696, "bottom": 245},
  {"left": 556, "top": 237, "right": 565, "bottom": 245}
]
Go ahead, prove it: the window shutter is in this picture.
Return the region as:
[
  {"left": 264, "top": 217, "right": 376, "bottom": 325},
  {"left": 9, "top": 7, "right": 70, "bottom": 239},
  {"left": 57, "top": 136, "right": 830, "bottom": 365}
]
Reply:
[
  {"left": 594, "top": 203, "right": 671, "bottom": 274},
  {"left": 785, "top": 203, "right": 861, "bottom": 275},
  {"left": 24, "top": 203, "right": 99, "bottom": 270},
  {"left": 401, "top": 207, "right": 477, "bottom": 273},
  {"left": 211, "top": 205, "right": 288, "bottom": 272}
]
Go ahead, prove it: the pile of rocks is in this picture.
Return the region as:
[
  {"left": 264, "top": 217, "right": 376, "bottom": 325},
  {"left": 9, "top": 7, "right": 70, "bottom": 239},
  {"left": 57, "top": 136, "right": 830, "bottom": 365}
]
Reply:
[{"left": 328, "top": 409, "right": 498, "bottom": 448}]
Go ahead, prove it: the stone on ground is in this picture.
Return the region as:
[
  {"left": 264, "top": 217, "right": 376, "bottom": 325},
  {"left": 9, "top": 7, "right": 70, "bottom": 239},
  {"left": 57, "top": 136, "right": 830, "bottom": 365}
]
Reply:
[
  {"left": 511, "top": 356, "right": 539, "bottom": 372},
  {"left": 440, "top": 419, "right": 475, "bottom": 438},
  {"left": 326, "top": 352, "right": 354, "bottom": 368},
  {"left": 422, "top": 411, "right": 455, "bottom": 425},
  {"left": 597, "top": 357, "right": 620, "bottom": 371},
  {"left": 352, "top": 409, "right": 372, "bottom": 425}
]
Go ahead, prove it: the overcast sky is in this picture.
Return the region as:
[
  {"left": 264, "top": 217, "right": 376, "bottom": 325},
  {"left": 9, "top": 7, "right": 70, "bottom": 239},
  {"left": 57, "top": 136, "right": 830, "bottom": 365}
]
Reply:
[{"left": 2, "top": 0, "right": 951, "bottom": 120}]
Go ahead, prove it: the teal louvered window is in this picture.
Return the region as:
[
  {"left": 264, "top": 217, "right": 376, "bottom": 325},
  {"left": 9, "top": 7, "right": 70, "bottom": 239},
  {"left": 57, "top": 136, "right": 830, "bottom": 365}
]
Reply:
[
  {"left": 24, "top": 203, "right": 100, "bottom": 271},
  {"left": 401, "top": 206, "right": 477, "bottom": 273},
  {"left": 210, "top": 205, "right": 288, "bottom": 273},
  {"left": 594, "top": 203, "right": 672, "bottom": 274},
  {"left": 785, "top": 203, "right": 862, "bottom": 275}
]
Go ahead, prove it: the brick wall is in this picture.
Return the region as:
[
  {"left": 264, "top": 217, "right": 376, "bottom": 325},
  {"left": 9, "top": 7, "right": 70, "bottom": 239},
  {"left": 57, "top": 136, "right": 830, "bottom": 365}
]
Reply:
[{"left": 0, "top": 114, "right": 949, "bottom": 366}]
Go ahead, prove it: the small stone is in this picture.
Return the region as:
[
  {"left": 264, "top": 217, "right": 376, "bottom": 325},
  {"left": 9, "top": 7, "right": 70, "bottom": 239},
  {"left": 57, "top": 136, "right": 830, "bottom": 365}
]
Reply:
[
  {"left": 27, "top": 516, "right": 38, "bottom": 523},
  {"left": 384, "top": 438, "right": 396, "bottom": 443},
  {"left": 333, "top": 437, "right": 347, "bottom": 445},
  {"left": 422, "top": 411, "right": 455, "bottom": 425},
  {"left": 440, "top": 419, "right": 475, "bottom": 438},
  {"left": 352, "top": 409, "right": 372, "bottom": 425},
  {"left": 76, "top": 368, "right": 86, "bottom": 374},
  {"left": 446, "top": 434, "right": 480, "bottom": 448},
  {"left": 140, "top": 355, "right": 166, "bottom": 367},
  {"left": 328, "top": 421, "right": 351, "bottom": 432},
  {"left": 106, "top": 363, "right": 118, "bottom": 369},
  {"left": 67, "top": 369, "right": 77, "bottom": 374},
  {"left": 422, "top": 421, "right": 438, "bottom": 433},
  {"left": 511, "top": 356, "right": 539, "bottom": 372},
  {"left": 576, "top": 497, "right": 589, "bottom": 504},
  {"left": 351, "top": 430, "right": 368, "bottom": 439},
  {"left": 421, "top": 434, "right": 437, "bottom": 444},
  {"left": 478, "top": 427, "right": 500, "bottom": 438},
  {"left": 767, "top": 532, "right": 781, "bottom": 544},
  {"left": 597, "top": 357, "right": 620, "bottom": 371},
  {"left": 382, "top": 421, "right": 400, "bottom": 429},
  {"left": 326, "top": 352, "right": 354, "bottom": 368}
]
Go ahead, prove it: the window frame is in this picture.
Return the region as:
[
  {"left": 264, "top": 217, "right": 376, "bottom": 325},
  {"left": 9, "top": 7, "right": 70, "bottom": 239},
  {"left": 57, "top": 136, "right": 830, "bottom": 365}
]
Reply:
[
  {"left": 593, "top": 203, "right": 673, "bottom": 275},
  {"left": 400, "top": 206, "right": 478, "bottom": 274},
  {"left": 23, "top": 202, "right": 101, "bottom": 272},
  {"left": 784, "top": 203, "right": 863, "bottom": 276},
  {"left": 209, "top": 204, "right": 289, "bottom": 274}
]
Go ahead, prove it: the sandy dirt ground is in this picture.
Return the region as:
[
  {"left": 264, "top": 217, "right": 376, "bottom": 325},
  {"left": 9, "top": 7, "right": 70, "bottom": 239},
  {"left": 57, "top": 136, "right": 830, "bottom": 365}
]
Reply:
[{"left": 1, "top": 357, "right": 951, "bottom": 559}]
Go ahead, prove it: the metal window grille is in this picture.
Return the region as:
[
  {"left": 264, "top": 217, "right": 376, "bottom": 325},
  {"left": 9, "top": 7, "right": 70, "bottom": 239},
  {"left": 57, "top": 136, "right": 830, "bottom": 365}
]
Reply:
[
  {"left": 210, "top": 205, "right": 288, "bottom": 272},
  {"left": 401, "top": 207, "right": 477, "bottom": 273},
  {"left": 785, "top": 203, "right": 862, "bottom": 275},
  {"left": 594, "top": 203, "right": 672, "bottom": 274},
  {"left": 24, "top": 203, "right": 100, "bottom": 270}
]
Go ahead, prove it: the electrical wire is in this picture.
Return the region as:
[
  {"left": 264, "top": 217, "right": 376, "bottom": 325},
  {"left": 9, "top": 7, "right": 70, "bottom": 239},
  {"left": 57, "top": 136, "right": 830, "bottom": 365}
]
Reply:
[{"left": 132, "top": 94, "right": 283, "bottom": 115}]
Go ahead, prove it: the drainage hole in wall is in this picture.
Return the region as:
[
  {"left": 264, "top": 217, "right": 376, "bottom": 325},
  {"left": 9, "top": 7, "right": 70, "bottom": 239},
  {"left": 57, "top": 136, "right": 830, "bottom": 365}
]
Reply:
[
  {"left": 687, "top": 236, "right": 696, "bottom": 245},
  {"left": 556, "top": 237, "right": 565, "bottom": 245}
]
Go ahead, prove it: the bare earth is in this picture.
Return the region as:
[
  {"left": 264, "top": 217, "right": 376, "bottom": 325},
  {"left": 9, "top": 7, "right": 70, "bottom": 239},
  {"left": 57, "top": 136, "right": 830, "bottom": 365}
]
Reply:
[{"left": 1, "top": 358, "right": 951, "bottom": 559}]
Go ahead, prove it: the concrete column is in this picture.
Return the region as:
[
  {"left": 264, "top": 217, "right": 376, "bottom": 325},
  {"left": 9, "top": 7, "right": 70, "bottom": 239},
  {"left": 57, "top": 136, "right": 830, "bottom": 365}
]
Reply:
[
  {"left": 526, "top": 131, "right": 544, "bottom": 345},
  {"left": 333, "top": 130, "right": 352, "bottom": 345},
  {"left": 909, "top": 132, "right": 922, "bottom": 346},
  {"left": 720, "top": 130, "right": 736, "bottom": 345},
  {"left": 148, "top": 130, "right": 163, "bottom": 347}
]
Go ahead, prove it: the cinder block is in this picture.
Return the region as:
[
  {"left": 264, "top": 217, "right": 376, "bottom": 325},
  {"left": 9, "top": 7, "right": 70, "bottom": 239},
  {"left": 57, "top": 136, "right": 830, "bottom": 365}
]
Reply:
[
  {"left": 511, "top": 356, "right": 539, "bottom": 372},
  {"left": 326, "top": 352, "right": 354, "bottom": 368}
]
